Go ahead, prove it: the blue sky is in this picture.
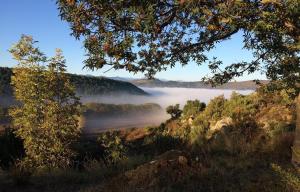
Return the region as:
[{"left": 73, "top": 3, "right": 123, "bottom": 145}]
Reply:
[{"left": 0, "top": 0, "right": 265, "bottom": 81}]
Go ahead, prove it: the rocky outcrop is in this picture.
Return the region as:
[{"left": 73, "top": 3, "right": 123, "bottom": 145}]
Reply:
[{"left": 207, "top": 117, "right": 233, "bottom": 139}]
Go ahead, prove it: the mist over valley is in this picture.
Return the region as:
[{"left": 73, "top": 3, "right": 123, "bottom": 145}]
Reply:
[
  {"left": 0, "top": 66, "right": 253, "bottom": 132},
  {"left": 80, "top": 87, "right": 253, "bottom": 133}
]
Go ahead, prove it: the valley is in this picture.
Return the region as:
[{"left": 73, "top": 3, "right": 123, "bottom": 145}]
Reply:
[{"left": 1, "top": 66, "right": 254, "bottom": 132}]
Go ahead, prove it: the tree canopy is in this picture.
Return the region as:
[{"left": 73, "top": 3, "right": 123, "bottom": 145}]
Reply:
[
  {"left": 182, "top": 99, "right": 206, "bottom": 118},
  {"left": 57, "top": 0, "right": 299, "bottom": 88}
]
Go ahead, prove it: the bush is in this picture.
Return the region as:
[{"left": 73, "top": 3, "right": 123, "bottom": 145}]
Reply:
[
  {"left": 143, "top": 124, "right": 184, "bottom": 155},
  {"left": 0, "top": 128, "right": 24, "bottom": 170},
  {"left": 271, "top": 164, "right": 300, "bottom": 191},
  {"left": 202, "top": 95, "right": 226, "bottom": 123},
  {"left": 189, "top": 96, "right": 226, "bottom": 149},
  {"left": 98, "top": 131, "right": 127, "bottom": 165},
  {"left": 187, "top": 91, "right": 295, "bottom": 156},
  {"left": 182, "top": 100, "right": 206, "bottom": 118},
  {"left": 166, "top": 104, "right": 182, "bottom": 119},
  {"left": 190, "top": 114, "right": 209, "bottom": 147},
  {"left": 222, "top": 92, "right": 259, "bottom": 119},
  {"left": 9, "top": 163, "right": 32, "bottom": 186}
]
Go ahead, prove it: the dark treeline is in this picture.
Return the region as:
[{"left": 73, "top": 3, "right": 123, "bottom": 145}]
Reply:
[{"left": 83, "top": 103, "right": 162, "bottom": 117}]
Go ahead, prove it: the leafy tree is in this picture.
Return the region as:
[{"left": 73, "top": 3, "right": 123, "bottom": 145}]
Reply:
[
  {"left": 166, "top": 104, "right": 182, "bottom": 119},
  {"left": 42, "top": 49, "right": 81, "bottom": 168},
  {"left": 56, "top": 0, "right": 299, "bottom": 88},
  {"left": 182, "top": 99, "right": 206, "bottom": 118},
  {"left": 9, "top": 35, "right": 81, "bottom": 170},
  {"left": 9, "top": 35, "right": 48, "bottom": 170}
]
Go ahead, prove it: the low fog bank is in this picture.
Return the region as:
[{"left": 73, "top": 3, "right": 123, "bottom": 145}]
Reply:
[
  {"left": 81, "top": 112, "right": 169, "bottom": 133},
  {"left": 80, "top": 87, "right": 253, "bottom": 109},
  {"left": 1, "top": 88, "right": 253, "bottom": 133},
  {"left": 79, "top": 87, "right": 253, "bottom": 133}
]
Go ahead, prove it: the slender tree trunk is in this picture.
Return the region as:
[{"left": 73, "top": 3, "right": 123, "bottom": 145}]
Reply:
[{"left": 292, "top": 94, "right": 300, "bottom": 171}]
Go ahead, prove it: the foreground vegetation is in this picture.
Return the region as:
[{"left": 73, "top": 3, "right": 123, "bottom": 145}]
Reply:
[{"left": 1, "top": 82, "right": 299, "bottom": 191}]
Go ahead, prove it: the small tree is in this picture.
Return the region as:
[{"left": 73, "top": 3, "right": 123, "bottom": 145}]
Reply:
[
  {"left": 9, "top": 35, "right": 81, "bottom": 170},
  {"left": 166, "top": 104, "right": 182, "bottom": 119},
  {"left": 9, "top": 35, "right": 48, "bottom": 170},
  {"left": 42, "top": 49, "right": 81, "bottom": 168}
]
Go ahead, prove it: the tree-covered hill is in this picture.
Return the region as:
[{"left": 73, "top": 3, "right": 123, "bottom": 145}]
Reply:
[
  {"left": 83, "top": 102, "right": 163, "bottom": 117},
  {"left": 69, "top": 73, "right": 148, "bottom": 96},
  {"left": 0, "top": 67, "right": 148, "bottom": 102},
  {"left": 130, "top": 78, "right": 269, "bottom": 90}
]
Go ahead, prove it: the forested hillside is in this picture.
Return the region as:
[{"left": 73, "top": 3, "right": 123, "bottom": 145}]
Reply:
[
  {"left": 0, "top": 67, "right": 148, "bottom": 105},
  {"left": 69, "top": 73, "right": 148, "bottom": 96},
  {"left": 130, "top": 78, "right": 269, "bottom": 90},
  {"left": 83, "top": 103, "right": 162, "bottom": 117}
]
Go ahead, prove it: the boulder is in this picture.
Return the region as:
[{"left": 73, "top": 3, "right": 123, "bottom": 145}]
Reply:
[
  {"left": 207, "top": 117, "right": 233, "bottom": 139},
  {"left": 178, "top": 155, "right": 188, "bottom": 165}
]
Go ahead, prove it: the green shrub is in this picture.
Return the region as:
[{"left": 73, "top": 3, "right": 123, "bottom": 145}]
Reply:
[
  {"left": 166, "top": 104, "right": 182, "bottom": 119},
  {"left": 182, "top": 100, "right": 206, "bottom": 118},
  {"left": 202, "top": 95, "right": 226, "bottom": 122},
  {"left": 189, "top": 93, "right": 273, "bottom": 155},
  {"left": 190, "top": 114, "right": 209, "bottom": 147},
  {"left": 257, "top": 81, "right": 298, "bottom": 103},
  {"left": 271, "top": 164, "right": 300, "bottom": 191},
  {"left": 9, "top": 164, "right": 32, "bottom": 186},
  {"left": 143, "top": 123, "right": 184, "bottom": 155},
  {"left": 98, "top": 131, "right": 127, "bottom": 165},
  {"left": 222, "top": 92, "right": 259, "bottom": 119},
  {"left": 0, "top": 128, "right": 24, "bottom": 170},
  {"left": 189, "top": 96, "right": 226, "bottom": 148}
]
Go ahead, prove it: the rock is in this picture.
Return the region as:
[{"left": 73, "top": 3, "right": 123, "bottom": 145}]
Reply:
[
  {"left": 210, "top": 117, "right": 233, "bottom": 132},
  {"left": 188, "top": 115, "right": 195, "bottom": 125},
  {"left": 178, "top": 155, "right": 188, "bottom": 165},
  {"left": 206, "top": 117, "right": 233, "bottom": 139}
]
